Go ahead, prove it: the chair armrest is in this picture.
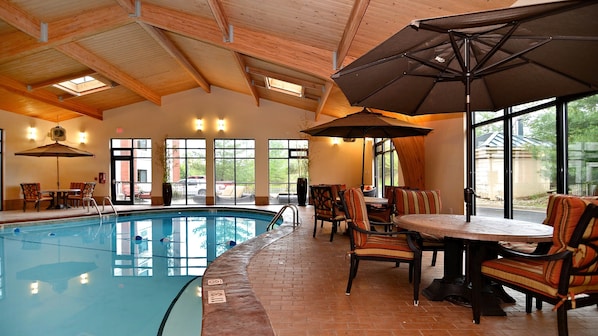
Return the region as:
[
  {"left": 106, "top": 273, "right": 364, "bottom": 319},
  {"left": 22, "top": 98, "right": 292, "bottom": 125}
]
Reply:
[{"left": 493, "top": 243, "right": 571, "bottom": 261}]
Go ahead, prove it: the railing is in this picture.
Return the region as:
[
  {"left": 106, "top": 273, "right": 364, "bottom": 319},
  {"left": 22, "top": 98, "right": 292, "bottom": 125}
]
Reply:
[
  {"left": 267, "top": 203, "right": 300, "bottom": 231},
  {"left": 85, "top": 196, "right": 118, "bottom": 218}
]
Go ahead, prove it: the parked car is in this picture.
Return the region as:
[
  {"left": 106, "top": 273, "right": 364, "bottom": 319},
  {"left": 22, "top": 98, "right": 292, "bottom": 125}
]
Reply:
[{"left": 175, "top": 176, "right": 206, "bottom": 196}]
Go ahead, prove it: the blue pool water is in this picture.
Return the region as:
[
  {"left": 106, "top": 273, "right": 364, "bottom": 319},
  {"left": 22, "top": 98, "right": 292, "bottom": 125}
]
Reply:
[{"left": 0, "top": 209, "right": 278, "bottom": 336}]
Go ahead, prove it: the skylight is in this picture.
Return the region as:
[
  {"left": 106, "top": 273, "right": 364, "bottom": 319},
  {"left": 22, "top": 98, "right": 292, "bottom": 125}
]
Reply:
[
  {"left": 53, "top": 75, "right": 108, "bottom": 96},
  {"left": 265, "top": 77, "right": 303, "bottom": 98}
]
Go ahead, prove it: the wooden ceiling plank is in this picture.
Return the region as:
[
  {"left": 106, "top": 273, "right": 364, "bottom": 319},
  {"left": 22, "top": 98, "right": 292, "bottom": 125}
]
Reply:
[
  {"left": 56, "top": 42, "right": 161, "bottom": 106},
  {"left": 27, "top": 69, "right": 98, "bottom": 90},
  {"left": 206, "top": 0, "right": 231, "bottom": 42},
  {"left": 315, "top": 82, "right": 333, "bottom": 121},
  {"left": 0, "top": 4, "right": 132, "bottom": 64},
  {"left": 246, "top": 66, "right": 323, "bottom": 90},
  {"left": 139, "top": 23, "right": 211, "bottom": 93},
  {"left": 0, "top": 0, "right": 43, "bottom": 40},
  {"left": 115, "top": 0, "right": 136, "bottom": 14},
  {"left": 139, "top": 3, "right": 334, "bottom": 81},
  {"left": 336, "top": 0, "right": 370, "bottom": 69},
  {"left": 232, "top": 52, "right": 259, "bottom": 106},
  {"left": 0, "top": 74, "right": 103, "bottom": 120}
]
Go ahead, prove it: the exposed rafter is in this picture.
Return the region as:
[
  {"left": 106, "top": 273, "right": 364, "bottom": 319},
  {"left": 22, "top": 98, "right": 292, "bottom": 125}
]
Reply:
[
  {"left": 27, "top": 69, "right": 98, "bottom": 91},
  {"left": 56, "top": 42, "right": 162, "bottom": 106},
  {"left": 207, "top": 0, "right": 232, "bottom": 43},
  {"left": 335, "top": 0, "right": 370, "bottom": 69},
  {"left": 232, "top": 52, "right": 260, "bottom": 106},
  {"left": 138, "top": 22, "right": 211, "bottom": 93},
  {"left": 0, "top": 0, "right": 45, "bottom": 41},
  {"left": 315, "top": 82, "right": 334, "bottom": 121}
]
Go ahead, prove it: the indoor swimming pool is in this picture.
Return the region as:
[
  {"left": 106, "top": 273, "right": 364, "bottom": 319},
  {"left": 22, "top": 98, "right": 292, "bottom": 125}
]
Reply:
[{"left": 0, "top": 208, "right": 279, "bottom": 336}]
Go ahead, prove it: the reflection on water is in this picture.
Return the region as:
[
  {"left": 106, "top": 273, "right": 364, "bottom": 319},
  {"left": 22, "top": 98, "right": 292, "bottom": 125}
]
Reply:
[{"left": 0, "top": 210, "right": 276, "bottom": 336}]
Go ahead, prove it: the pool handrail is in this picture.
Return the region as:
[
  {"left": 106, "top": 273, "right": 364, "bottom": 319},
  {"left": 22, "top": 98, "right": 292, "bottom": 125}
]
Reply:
[{"left": 267, "top": 203, "right": 300, "bottom": 231}]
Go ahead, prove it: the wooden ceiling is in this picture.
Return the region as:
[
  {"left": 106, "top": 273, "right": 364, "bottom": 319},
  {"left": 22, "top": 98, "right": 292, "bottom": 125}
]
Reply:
[{"left": 0, "top": 0, "right": 517, "bottom": 123}]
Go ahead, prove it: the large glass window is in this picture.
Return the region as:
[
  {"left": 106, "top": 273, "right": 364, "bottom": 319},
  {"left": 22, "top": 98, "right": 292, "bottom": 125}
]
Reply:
[
  {"left": 110, "top": 138, "right": 152, "bottom": 204},
  {"left": 166, "top": 139, "right": 206, "bottom": 205},
  {"left": 472, "top": 93, "right": 597, "bottom": 221},
  {"left": 268, "top": 139, "right": 309, "bottom": 205},
  {"left": 373, "top": 138, "right": 399, "bottom": 196},
  {"left": 214, "top": 139, "right": 255, "bottom": 205}
]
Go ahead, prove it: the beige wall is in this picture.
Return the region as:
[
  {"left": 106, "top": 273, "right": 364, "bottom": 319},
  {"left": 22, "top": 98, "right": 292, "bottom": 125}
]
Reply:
[{"left": 2, "top": 87, "right": 393, "bottom": 208}]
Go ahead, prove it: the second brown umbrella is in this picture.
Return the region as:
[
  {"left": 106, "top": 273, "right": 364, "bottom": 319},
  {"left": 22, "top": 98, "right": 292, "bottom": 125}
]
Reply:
[
  {"left": 301, "top": 108, "right": 432, "bottom": 187},
  {"left": 15, "top": 141, "right": 94, "bottom": 189}
]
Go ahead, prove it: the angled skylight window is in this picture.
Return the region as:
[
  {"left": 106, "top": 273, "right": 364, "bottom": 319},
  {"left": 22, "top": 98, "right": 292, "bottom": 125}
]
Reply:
[
  {"left": 265, "top": 77, "right": 303, "bottom": 98},
  {"left": 53, "top": 75, "right": 108, "bottom": 96}
]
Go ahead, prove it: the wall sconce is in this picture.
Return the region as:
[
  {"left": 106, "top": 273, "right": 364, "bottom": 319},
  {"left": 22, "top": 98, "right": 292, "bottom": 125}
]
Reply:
[
  {"left": 27, "top": 127, "right": 36, "bottom": 140},
  {"left": 30, "top": 281, "right": 39, "bottom": 295},
  {"left": 80, "top": 273, "right": 89, "bottom": 285},
  {"left": 79, "top": 131, "right": 87, "bottom": 144},
  {"left": 195, "top": 118, "right": 204, "bottom": 131},
  {"left": 331, "top": 137, "right": 340, "bottom": 145},
  {"left": 217, "top": 119, "right": 225, "bottom": 131}
]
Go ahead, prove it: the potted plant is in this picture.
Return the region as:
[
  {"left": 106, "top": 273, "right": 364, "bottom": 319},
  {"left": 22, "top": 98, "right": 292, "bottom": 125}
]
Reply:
[{"left": 154, "top": 139, "right": 172, "bottom": 206}]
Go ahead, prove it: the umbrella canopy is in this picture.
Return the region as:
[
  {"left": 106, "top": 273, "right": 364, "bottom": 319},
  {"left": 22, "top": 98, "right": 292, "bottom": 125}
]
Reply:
[
  {"left": 301, "top": 108, "right": 432, "bottom": 187},
  {"left": 15, "top": 141, "right": 94, "bottom": 188},
  {"left": 332, "top": 0, "right": 598, "bottom": 220}
]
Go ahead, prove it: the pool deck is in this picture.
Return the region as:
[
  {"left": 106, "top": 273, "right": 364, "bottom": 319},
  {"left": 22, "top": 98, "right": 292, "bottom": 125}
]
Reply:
[{"left": 2, "top": 204, "right": 598, "bottom": 336}]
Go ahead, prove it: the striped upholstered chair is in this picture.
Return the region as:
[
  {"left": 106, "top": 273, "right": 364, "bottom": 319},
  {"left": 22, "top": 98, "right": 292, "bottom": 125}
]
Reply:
[
  {"left": 394, "top": 188, "right": 444, "bottom": 266},
  {"left": 475, "top": 196, "right": 598, "bottom": 336},
  {"left": 340, "top": 187, "right": 422, "bottom": 305}
]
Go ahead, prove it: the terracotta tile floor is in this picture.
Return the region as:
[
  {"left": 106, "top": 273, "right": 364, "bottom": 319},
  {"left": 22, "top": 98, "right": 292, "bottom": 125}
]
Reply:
[{"left": 3, "top": 204, "right": 597, "bottom": 336}]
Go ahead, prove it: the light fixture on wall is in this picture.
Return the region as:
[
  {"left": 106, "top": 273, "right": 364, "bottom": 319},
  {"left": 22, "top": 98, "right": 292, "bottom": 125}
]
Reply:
[
  {"left": 195, "top": 118, "right": 204, "bottom": 131},
  {"left": 80, "top": 273, "right": 89, "bottom": 285},
  {"left": 30, "top": 281, "right": 39, "bottom": 295},
  {"left": 217, "top": 119, "right": 225, "bottom": 131},
  {"left": 79, "top": 131, "right": 87, "bottom": 144},
  {"left": 331, "top": 137, "right": 340, "bottom": 145},
  {"left": 27, "top": 127, "right": 36, "bottom": 140}
]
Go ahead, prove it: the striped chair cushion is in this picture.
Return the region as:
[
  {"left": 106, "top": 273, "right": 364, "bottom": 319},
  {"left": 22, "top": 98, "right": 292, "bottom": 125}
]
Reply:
[
  {"left": 544, "top": 197, "right": 598, "bottom": 286},
  {"left": 394, "top": 188, "right": 442, "bottom": 216},
  {"left": 355, "top": 235, "right": 414, "bottom": 259},
  {"left": 343, "top": 188, "right": 371, "bottom": 248}
]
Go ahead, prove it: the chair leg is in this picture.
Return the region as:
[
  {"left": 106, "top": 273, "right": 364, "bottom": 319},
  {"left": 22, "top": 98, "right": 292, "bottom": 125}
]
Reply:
[
  {"left": 330, "top": 220, "right": 337, "bottom": 242},
  {"left": 346, "top": 256, "right": 358, "bottom": 295},
  {"left": 313, "top": 217, "right": 318, "bottom": 238},
  {"left": 525, "top": 294, "right": 533, "bottom": 313},
  {"left": 536, "top": 297, "right": 543, "bottom": 310},
  {"left": 431, "top": 249, "right": 438, "bottom": 266},
  {"left": 556, "top": 304, "right": 569, "bottom": 336}
]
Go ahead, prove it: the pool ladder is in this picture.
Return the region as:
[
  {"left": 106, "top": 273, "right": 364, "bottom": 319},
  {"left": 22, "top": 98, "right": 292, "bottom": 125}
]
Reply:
[
  {"left": 267, "top": 203, "right": 300, "bottom": 231},
  {"left": 86, "top": 196, "right": 118, "bottom": 218}
]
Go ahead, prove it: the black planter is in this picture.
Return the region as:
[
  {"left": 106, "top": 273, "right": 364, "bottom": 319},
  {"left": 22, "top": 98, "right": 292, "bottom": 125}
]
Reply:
[
  {"left": 297, "top": 178, "right": 307, "bottom": 206},
  {"left": 162, "top": 182, "right": 172, "bottom": 206}
]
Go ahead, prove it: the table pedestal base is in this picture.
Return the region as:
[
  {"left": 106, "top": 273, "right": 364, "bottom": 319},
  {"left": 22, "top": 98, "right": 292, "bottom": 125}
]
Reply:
[{"left": 422, "top": 278, "right": 511, "bottom": 316}]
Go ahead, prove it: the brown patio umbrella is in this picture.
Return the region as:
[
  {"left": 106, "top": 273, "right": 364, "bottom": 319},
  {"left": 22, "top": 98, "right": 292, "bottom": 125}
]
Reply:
[
  {"left": 15, "top": 141, "right": 94, "bottom": 189},
  {"left": 301, "top": 108, "right": 432, "bottom": 187},
  {"left": 331, "top": 0, "right": 598, "bottom": 221}
]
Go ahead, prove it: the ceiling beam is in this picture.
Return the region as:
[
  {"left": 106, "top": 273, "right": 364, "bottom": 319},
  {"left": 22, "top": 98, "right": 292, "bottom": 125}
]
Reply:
[
  {"left": 0, "top": 74, "right": 103, "bottom": 120},
  {"left": 138, "top": 22, "right": 211, "bottom": 93},
  {"left": 0, "top": 4, "right": 132, "bottom": 63},
  {"left": 56, "top": 42, "right": 162, "bottom": 106},
  {"left": 114, "top": 0, "right": 136, "bottom": 14},
  {"left": 232, "top": 52, "right": 260, "bottom": 106},
  {"left": 336, "top": 0, "right": 370, "bottom": 70},
  {"left": 315, "top": 82, "right": 334, "bottom": 121},
  {"left": 138, "top": 3, "right": 334, "bottom": 82},
  {"left": 0, "top": 0, "right": 45, "bottom": 41},
  {"left": 207, "top": 0, "right": 232, "bottom": 42}
]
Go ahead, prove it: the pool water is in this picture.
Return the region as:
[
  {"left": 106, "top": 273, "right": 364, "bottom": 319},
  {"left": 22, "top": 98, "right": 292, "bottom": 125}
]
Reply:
[{"left": 0, "top": 209, "right": 278, "bottom": 336}]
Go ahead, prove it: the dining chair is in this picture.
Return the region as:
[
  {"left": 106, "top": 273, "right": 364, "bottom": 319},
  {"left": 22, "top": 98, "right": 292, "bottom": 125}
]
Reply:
[
  {"left": 473, "top": 196, "right": 598, "bottom": 336},
  {"left": 67, "top": 182, "right": 86, "bottom": 207},
  {"left": 340, "top": 187, "right": 423, "bottom": 305},
  {"left": 20, "top": 183, "right": 53, "bottom": 212},
  {"left": 366, "top": 185, "right": 396, "bottom": 232},
  {"left": 394, "top": 187, "right": 444, "bottom": 266},
  {"left": 310, "top": 184, "right": 345, "bottom": 242}
]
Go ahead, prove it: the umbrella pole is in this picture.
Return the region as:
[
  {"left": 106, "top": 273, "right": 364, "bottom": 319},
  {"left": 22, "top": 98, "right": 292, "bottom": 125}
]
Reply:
[
  {"left": 361, "top": 138, "right": 366, "bottom": 189},
  {"left": 56, "top": 157, "right": 60, "bottom": 189},
  {"left": 464, "top": 38, "right": 474, "bottom": 222}
]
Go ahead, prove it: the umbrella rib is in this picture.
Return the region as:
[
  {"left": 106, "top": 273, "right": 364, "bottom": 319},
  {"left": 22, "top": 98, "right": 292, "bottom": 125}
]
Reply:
[{"left": 471, "top": 23, "right": 519, "bottom": 74}]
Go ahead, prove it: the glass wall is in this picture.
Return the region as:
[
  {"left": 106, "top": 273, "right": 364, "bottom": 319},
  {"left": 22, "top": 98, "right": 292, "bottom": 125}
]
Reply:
[
  {"left": 472, "top": 93, "right": 597, "bottom": 221},
  {"left": 214, "top": 139, "right": 255, "bottom": 205},
  {"left": 166, "top": 139, "right": 207, "bottom": 205},
  {"left": 268, "top": 139, "right": 308, "bottom": 205},
  {"left": 373, "top": 138, "right": 399, "bottom": 197}
]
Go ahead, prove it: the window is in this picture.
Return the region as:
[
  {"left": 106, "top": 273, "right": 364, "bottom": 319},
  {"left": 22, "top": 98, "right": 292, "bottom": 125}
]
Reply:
[
  {"left": 268, "top": 139, "right": 309, "bottom": 204},
  {"left": 166, "top": 139, "right": 206, "bottom": 205},
  {"left": 214, "top": 139, "right": 255, "bottom": 205},
  {"left": 472, "top": 93, "right": 598, "bottom": 221},
  {"left": 53, "top": 75, "right": 111, "bottom": 96},
  {"left": 373, "top": 138, "right": 400, "bottom": 196},
  {"left": 265, "top": 77, "right": 303, "bottom": 97},
  {"left": 110, "top": 138, "right": 151, "bottom": 204}
]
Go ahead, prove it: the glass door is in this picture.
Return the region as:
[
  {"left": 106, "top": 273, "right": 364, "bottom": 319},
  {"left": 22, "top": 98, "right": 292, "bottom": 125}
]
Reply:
[{"left": 111, "top": 147, "right": 134, "bottom": 205}]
